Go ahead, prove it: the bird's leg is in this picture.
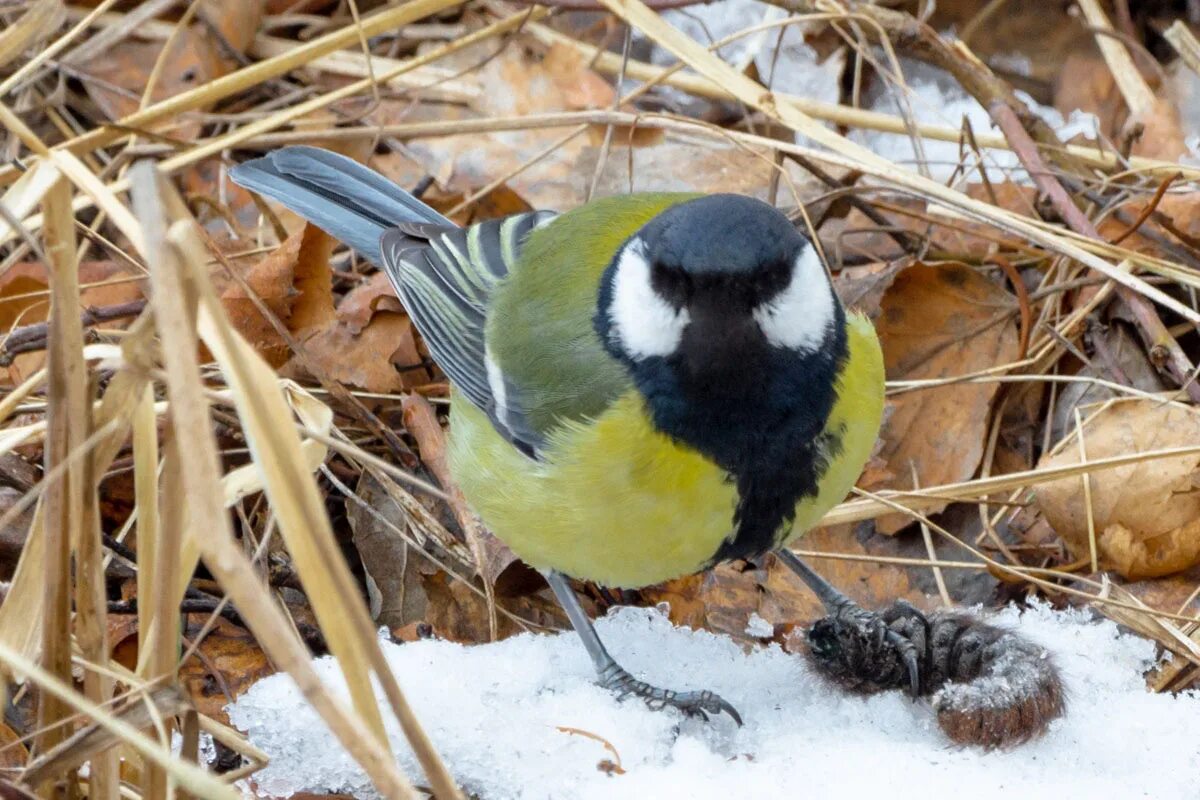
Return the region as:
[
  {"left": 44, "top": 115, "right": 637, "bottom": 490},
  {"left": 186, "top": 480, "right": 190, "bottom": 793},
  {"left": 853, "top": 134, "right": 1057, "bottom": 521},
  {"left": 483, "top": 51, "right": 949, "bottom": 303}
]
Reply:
[
  {"left": 544, "top": 570, "right": 743, "bottom": 724},
  {"left": 774, "top": 548, "right": 923, "bottom": 697}
]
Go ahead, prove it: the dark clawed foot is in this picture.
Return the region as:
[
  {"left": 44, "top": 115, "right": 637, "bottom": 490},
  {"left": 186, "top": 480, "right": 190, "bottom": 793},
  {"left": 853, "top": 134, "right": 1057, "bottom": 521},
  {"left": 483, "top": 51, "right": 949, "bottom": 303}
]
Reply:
[
  {"left": 599, "top": 665, "right": 743, "bottom": 726},
  {"left": 806, "top": 599, "right": 928, "bottom": 698}
]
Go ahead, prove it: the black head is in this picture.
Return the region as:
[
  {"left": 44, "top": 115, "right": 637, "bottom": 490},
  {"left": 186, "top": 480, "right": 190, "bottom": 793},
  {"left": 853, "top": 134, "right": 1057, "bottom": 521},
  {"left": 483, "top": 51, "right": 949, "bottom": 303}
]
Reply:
[
  {"left": 595, "top": 194, "right": 841, "bottom": 388},
  {"left": 640, "top": 194, "right": 804, "bottom": 281}
]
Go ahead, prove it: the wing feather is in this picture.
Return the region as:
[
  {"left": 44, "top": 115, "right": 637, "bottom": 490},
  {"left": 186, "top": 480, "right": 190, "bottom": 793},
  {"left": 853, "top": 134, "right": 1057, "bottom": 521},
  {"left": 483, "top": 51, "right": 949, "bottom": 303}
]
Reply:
[{"left": 382, "top": 211, "right": 557, "bottom": 454}]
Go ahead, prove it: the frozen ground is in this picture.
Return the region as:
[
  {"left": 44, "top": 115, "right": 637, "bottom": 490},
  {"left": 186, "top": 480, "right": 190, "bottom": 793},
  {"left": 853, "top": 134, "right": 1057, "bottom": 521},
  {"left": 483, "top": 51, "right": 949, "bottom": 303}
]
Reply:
[{"left": 229, "top": 602, "right": 1200, "bottom": 799}]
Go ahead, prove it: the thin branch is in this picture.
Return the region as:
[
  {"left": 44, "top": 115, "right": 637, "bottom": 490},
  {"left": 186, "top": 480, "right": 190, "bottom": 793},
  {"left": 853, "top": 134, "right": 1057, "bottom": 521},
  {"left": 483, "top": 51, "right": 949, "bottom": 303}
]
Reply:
[{"left": 0, "top": 299, "right": 148, "bottom": 366}]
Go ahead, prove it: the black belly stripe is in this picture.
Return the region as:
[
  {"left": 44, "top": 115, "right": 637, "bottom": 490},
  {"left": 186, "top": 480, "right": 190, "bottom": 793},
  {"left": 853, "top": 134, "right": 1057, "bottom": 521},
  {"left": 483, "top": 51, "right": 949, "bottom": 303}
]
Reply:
[
  {"left": 602, "top": 274, "right": 853, "bottom": 569},
  {"left": 712, "top": 421, "right": 845, "bottom": 563}
]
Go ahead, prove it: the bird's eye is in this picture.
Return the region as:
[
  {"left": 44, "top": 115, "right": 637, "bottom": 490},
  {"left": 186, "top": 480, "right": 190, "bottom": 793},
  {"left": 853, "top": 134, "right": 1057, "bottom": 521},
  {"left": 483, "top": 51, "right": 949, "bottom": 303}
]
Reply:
[
  {"left": 650, "top": 262, "right": 692, "bottom": 308},
  {"left": 751, "top": 260, "right": 791, "bottom": 299}
]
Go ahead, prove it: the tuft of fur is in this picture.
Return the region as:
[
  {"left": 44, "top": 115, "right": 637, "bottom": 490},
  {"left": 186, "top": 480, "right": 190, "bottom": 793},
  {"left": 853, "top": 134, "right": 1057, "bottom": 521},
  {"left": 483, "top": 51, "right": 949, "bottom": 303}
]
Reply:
[{"left": 804, "top": 602, "right": 1065, "bottom": 748}]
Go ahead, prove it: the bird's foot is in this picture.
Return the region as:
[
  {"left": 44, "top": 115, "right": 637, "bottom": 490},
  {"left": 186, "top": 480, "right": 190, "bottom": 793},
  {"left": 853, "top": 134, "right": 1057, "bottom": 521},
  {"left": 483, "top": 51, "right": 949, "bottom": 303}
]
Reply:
[
  {"left": 598, "top": 663, "right": 743, "bottom": 725},
  {"left": 806, "top": 599, "right": 927, "bottom": 698}
]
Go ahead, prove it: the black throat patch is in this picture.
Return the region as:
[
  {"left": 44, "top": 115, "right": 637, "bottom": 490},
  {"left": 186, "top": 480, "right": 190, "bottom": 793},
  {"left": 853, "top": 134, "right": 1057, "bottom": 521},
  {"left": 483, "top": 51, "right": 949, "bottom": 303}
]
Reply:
[{"left": 596, "top": 279, "right": 850, "bottom": 564}]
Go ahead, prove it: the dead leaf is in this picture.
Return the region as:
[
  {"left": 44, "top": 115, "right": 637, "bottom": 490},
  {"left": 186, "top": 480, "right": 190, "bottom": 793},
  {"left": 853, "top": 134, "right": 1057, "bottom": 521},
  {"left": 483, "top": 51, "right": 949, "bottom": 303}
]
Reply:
[
  {"left": 1054, "top": 53, "right": 1125, "bottom": 140},
  {"left": 297, "top": 311, "right": 422, "bottom": 393},
  {"left": 1131, "top": 97, "right": 1189, "bottom": 162},
  {"left": 420, "top": 571, "right": 550, "bottom": 643},
  {"left": 345, "top": 470, "right": 437, "bottom": 629},
  {"left": 543, "top": 43, "right": 617, "bottom": 109},
  {"left": 1036, "top": 400, "right": 1200, "bottom": 579},
  {"left": 872, "top": 262, "right": 1019, "bottom": 533},
  {"left": 1095, "top": 577, "right": 1200, "bottom": 665},
  {"left": 77, "top": 30, "right": 227, "bottom": 140},
  {"left": 0, "top": 260, "right": 145, "bottom": 384},
  {"left": 832, "top": 259, "right": 907, "bottom": 319},
  {"left": 643, "top": 527, "right": 927, "bottom": 644},
  {"left": 338, "top": 273, "right": 404, "bottom": 335},
  {"left": 1114, "top": 564, "right": 1200, "bottom": 618},
  {"left": 220, "top": 231, "right": 302, "bottom": 367},
  {"left": 1114, "top": 190, "right": 1200, "bottom": 258},
  {"left": 0, "top": 486, "right": 34, "bottom": 581},
  {"left": 288, "top": 224, "right": 338, "bottom": 333},
  {"left": 827, "top": 186, "right": 1036, "bottom": 264},
  {"left": 0, "top": 721, "right": 28, "bottom": 772},
  {"left": 220, "top": 223, "right": 336, "bottom": 366},
  {"left": 182, "top": 158, "right": 261, "bottom": 234},
  {"left": 586, "top": 140, "right": 780, "bottom": 200},
  {"left": 199, "top": 0, "right": 265, "bottom": 56},
  {"left": 399, "top": 46, "right": 594, "bottom": 209},
  {"left": 178, "top": 615, "right": 275, "bottom": 724},
  {"left": 1048, "top": 323, "right": 1164, "bottom": 446}
]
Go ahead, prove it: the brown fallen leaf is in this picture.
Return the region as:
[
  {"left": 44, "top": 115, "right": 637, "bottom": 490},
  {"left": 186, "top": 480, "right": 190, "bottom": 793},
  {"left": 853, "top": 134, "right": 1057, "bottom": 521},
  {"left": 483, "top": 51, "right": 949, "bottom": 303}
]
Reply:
[
  {"left": 0, "top": 721, "right": 27, "bottom": 772},
  {"left": 297, "top": 311, "right": 423, "bottom": 393},
  {"left": 0, "top": 260, "right": 145, "bottom": 384},
  {"left": 287, "top": 224, "right": 339, "bottom": 333},
  {"left": 77, "top": 29, "right": 226, "bottom": 141},
  {"left": 345, "top": 470, "right": 438, "bottom": 629},
  {"left": 178, "top": 615, "right": 275, "bottom": 724},
  {"left": 873, "top": 262, "right": 1019, "bottom": 533},
  {"left": 338, "top": 272, "right": 405, "bottom": 336},
  {"left": 1053, "top": 52, "right": 1125, "bottom": 141},
  {"left": 399, "top": 46, "right": 596, "bottom": 210},
  {"left": 181, "top": 158, "right": 262, "bottom": 235},
  {"left": 586, "top": 139, "right": 780, "bottom": 200},
  {"left": 1035, "top": 399, "right": 1200, "bottom": 579},
  {"left": 219, "top": 231, "right": 303, "bottom": 367},
  {"left": 1130, "top": 97, "right": 1189, "bottom": 162},
  {"left": 1047, "top": 323, "right": 1164, "bottom": 446},
  {"left": 543, "top": 42, "right": 617, "bottom": 110},
  {"left": 198, "top": 0, "right": 265, "bottom": 56},
  {"left": 832, "top": 259, "right": 908, "bottom": 320},
  {"left": 827, "top": 185, "right": 1035, "bottom": 264},
  {"left": 1106, "top": 190, "right": 1200, "bottom": 260},
  {"left": 643, "top": 527, "right": 928, "bottom": 645},
  {"left": 220, "top": 222, "right": 337, "bottom": 366},
  {"left": 420, "top": 571, "right": 551, "bottom": 644}
]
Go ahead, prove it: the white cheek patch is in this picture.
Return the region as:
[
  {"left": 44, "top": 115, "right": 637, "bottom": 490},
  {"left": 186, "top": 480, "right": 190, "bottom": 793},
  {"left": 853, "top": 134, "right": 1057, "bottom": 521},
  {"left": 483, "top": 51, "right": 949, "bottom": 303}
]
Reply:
[
  {"left": 609, "top": 238, "right": 690, "bottom": 359},
  {"left": 753, "top": 245, "right": 835, "bottom": 352}
]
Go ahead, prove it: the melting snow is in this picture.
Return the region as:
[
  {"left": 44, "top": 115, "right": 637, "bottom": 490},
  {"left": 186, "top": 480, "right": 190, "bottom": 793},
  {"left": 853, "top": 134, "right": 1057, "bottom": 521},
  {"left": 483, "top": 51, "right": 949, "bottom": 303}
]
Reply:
[{"left": 229, "top": 602, "right": 1200, "bottom": 799}]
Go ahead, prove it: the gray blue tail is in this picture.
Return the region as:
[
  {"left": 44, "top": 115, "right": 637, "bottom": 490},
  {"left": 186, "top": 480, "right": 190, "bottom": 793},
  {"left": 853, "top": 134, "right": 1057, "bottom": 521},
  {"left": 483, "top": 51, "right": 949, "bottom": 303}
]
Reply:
[{"left": 228, "top": 146, "right": 452, "bottom": 262}]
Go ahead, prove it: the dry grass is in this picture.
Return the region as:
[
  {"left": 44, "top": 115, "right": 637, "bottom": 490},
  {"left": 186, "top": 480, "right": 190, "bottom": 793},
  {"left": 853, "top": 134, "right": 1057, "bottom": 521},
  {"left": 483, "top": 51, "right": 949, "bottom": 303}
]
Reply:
[{"left": 0, "top": 0, "right": 1197, "bottom": 796}]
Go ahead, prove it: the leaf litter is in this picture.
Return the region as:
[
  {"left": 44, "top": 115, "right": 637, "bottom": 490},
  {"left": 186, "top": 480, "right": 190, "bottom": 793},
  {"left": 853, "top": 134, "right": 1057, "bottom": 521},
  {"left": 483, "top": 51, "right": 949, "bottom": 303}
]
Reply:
[{"left": 2, "top": 0, "right": 1200, "bottom": 797}]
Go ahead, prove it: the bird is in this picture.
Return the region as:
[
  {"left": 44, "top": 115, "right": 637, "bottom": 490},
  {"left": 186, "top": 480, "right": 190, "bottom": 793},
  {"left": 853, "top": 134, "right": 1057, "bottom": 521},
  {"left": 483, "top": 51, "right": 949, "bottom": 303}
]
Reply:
[{"left": 230, "top": 146, "right": 919, "bottom": 723}]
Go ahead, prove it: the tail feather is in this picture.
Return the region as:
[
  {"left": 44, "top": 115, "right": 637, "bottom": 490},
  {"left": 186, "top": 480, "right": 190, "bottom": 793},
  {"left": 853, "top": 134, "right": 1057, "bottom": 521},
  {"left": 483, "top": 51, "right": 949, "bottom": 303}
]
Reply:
[{"left": 229, "top": 146, "right": 452, "bottom": 262}]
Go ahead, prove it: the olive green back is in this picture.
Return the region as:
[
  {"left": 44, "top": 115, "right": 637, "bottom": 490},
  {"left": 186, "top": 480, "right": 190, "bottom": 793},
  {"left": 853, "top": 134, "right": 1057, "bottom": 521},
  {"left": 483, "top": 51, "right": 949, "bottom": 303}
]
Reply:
[{"left": 485, "top": 193, "right": 700, "bottom": 437}]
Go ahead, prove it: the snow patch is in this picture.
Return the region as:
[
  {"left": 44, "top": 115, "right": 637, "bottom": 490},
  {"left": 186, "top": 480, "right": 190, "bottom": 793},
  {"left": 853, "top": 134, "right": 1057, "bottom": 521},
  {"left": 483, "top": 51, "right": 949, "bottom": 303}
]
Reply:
[
  {"left": 229, "top": 603, "right": 1200, "bottom": 799},
  {"left": 637, "top": 4, "right": 1102, "bottom": 184},
  {"left": 744, "top": 612, "right": 774, "bottom": 638},
  {"left": 850, "top": 58, "right": 1099, "bottom": 183},
  {"left": 637, "top": 0, "right": 844, "bottom": 118}
]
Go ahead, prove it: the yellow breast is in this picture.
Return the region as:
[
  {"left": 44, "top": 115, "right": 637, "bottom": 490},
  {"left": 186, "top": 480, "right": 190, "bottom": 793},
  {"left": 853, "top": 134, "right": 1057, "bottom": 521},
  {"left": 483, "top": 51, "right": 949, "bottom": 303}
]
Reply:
[{"left": 447, "top": 312, "right": 884, "bottom": 588}]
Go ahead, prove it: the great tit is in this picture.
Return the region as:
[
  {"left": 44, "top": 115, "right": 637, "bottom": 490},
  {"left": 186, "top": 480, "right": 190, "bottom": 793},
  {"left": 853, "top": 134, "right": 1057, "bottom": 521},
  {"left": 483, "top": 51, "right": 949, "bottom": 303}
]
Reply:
[{"left": 231, "top": 146, "right": 918, "bottom": 723}]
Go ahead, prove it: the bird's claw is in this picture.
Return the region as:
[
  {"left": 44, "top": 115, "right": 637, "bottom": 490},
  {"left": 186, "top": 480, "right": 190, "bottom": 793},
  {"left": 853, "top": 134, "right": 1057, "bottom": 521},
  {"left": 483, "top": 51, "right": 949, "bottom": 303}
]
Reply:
[
  {"left": 806, "top": 599, "right": 928, "bottom": 698},
  {"left": 599, "top": 665, "right": 743, "bottom": 726},
  {"left": 885, "top": 628, "right": 922, "bottom": 698}
]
